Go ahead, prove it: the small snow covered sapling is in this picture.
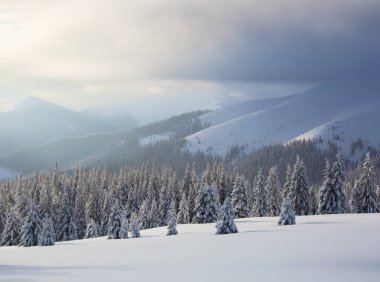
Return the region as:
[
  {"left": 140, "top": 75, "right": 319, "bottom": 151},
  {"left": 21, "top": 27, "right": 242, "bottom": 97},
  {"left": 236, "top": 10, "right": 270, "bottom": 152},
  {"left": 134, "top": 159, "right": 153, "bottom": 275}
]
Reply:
[
  {"left": 166, "top": 201, "right": 178, "bottom": 236},
  {"left": 39, "top": 216, "right": 55, "bottom": 246},
  {"left": 85, "top": 219, "right": 98, "bottom": 239},
  {"left": 130, "top": 213, "right": 141, "bottom": 238},
  {"left": 216, "top": 197, "right": 238, "bottom": 235},
  {"left": 278, "top": 198, "right": 296, "bottom": 226}
]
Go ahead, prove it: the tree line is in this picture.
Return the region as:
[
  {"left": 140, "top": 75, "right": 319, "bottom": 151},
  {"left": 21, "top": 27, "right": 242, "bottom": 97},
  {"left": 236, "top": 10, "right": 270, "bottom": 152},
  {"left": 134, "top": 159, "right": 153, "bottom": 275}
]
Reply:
[{"left": 0, "top": 151, "right": 379, "bottom": 247}]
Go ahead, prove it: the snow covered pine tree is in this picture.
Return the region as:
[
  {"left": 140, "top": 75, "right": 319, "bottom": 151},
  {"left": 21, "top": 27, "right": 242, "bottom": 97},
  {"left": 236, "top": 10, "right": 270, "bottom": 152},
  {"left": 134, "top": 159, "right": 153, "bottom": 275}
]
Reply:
[
  {"left": 130, "top": 213, "right": 141, "bottom": 238},
  {"left": 278, "top": 198, "right": 296, "bottom": 226},
  {"left": 85, "top": 219, "right": 99, "bottom": 239},
  {"left": 357, "top": 153, "right": 379, "bottom": 213},
  {"left": 39, "top": 216, "right": 55, "bottom": 246},
  {"left": 19, "top": 202, "right": 42, "bottom": 247},
  {"left": 177, "top": 191, "right": 190, "bottom": 224},
  {"left": 167, "top": 201, "right": 178, "bottom": 236},
  {"left": 231, "top": 173, "right": 250, "bottom": 219},
  {"left": 193, "top": 183, "right": 219, "bottom": 224},
  {"left": 107, "top": 201, "right": 123, "bottom": 239},
  {"left": 216, "top": 197, "right": 238, "bottom": 235}
]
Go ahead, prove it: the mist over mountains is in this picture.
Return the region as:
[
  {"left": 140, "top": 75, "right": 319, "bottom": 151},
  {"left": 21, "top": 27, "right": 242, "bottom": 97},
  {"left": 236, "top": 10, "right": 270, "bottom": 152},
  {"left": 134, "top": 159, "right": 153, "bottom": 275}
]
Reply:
[{"left": 0, "top": 77, "right": 378, "bottom": 179}]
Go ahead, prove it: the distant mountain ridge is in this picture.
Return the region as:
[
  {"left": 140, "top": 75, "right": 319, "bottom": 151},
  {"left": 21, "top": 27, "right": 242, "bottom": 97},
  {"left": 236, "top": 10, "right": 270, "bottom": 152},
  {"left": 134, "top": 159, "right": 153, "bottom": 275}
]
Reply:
[{"left": 0, "top": 96, "right": 138, "bottom": 155}]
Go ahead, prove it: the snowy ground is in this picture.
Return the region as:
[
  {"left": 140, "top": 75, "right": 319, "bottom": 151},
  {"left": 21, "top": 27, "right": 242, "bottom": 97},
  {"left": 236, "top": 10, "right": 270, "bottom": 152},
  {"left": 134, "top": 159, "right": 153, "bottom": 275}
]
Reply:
[{"left": 1, "top": 214, "right": 379, "bottom": 282}]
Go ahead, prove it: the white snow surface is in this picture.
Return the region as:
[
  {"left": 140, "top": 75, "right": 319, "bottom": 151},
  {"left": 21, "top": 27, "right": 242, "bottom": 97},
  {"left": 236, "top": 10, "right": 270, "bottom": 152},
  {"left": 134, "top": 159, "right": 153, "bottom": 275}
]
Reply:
[
  {"left": 1, "top": 214, "right": 379, "bottom": 282},
  {"left": 139, "top": 132, "right": 174, "bottom": 146},
  {"left": 186, "top": 80, "right": 380, "bottom": 156}
]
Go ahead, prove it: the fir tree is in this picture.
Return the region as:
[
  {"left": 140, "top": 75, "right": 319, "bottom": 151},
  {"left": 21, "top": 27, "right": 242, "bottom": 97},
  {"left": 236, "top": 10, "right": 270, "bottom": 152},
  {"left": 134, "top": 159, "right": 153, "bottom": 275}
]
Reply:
[
  {"left": 39, "top": 216, "right": 55, "bottom": 246},
  {"left": 282, "top": 164, "right": 293, "bottom": 199},
  {"left": 216, "top": 197, "right": 238, "bottom": 235},
  {"left": 318, "top": 154, "right": 348, "bottom": 214},
  {"left": 58, "top": 184, "right": 77, "bottom": 241},
  {"left": 231, "top": 174, "right": 249, "bottom": 219},
  {"left": 177, "top": 191, "right": 190, "bottom": 224},
  {"left": 1, "top": 207, "right": 20, "bottom": 246},
  {"left": 19, "top": 202, "right": 41, "bottom": 247},
  {"left": 278, "top": 198, "right": 296, "bottom": 226},
  {"left": 85, "top": 185, "right": 102, "bottom": 228},
  {"left": 166, "top": 202, "right": 178, "bottom": 236},
  {"left": 74, "top": 184, "right": 87, "bottom": 240},
  {"left": 267, "top": 166, "right": 282, "bottom": 216},
  {"left": 318, "top": 159, "right": 333, "bottom": 214},
  {"left": 357, "top": 153, "right": 379, "bottom": 213},
  {"left": 85, "top": 219, "right": 98, "bottom": 239},
  {"left": 289, "top": 156, "right": 310, "bottom": 216},
  {"left": 107, "top": 201, "right": 123, "bottom": 239},
  {"left": 193, "top": 183, "right": 220, "bottom": 224},
  {"left": 138, "top": 199, "right": 149, "bottom": 229},
  {"left": 130, "top": 213, "right": 141, "bottom": 238},
  {"left": 158, "top": 185, "right": 171, "bottom": 226},
  {"left": 120, "top": 219, "right": 129, "bottom": 239},
  {"left": 350, "top": 180, "right": 362, "bottom": 213},
  {"left": 251, "top": 169, "right": 267, "bottom": 217},
  {"left": 188, "top": 162, "right": 199, "bottom": 222}
]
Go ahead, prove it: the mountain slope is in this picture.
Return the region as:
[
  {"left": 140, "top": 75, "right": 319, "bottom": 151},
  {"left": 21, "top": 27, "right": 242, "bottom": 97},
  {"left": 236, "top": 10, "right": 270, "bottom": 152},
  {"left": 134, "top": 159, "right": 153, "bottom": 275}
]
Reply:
[
  {"left": 0, "top": 111, "right": 205, "bottom": 175},
  {"left": 185, "top": 79, "right": 380, "bottom": 155},
  {"left": 0, "top": 97, "right": 137, "bottom": 155}
]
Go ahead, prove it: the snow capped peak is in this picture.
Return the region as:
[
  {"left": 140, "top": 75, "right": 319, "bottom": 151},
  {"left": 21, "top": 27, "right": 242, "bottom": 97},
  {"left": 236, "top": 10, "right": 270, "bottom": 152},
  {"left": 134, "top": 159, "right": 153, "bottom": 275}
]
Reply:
[{"left": 0, "top": 96, "right": 48, "bottom": 112}]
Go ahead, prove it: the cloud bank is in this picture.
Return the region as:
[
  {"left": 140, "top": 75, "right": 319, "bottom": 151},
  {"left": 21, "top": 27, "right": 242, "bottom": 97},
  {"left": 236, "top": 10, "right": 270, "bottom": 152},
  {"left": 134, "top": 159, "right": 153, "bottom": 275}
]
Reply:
[{"left": 0, "top": 0, "right": 378, "bottom": 121}]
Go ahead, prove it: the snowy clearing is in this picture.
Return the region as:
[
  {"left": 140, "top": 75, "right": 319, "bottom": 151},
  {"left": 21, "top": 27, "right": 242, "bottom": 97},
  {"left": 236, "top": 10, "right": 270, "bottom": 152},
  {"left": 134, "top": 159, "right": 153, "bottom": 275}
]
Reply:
[
  {"left": 139, "top": 133, "right": 173, "bottom": 146},
  {"left": 1, "top": 214, "right": 379, "bottom": 282}
]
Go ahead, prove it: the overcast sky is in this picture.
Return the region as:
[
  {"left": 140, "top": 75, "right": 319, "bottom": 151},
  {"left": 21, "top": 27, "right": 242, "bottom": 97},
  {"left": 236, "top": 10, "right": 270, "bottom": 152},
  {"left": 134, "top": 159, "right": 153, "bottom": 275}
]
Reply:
[{"left": 0, "top": 0, "right": 379, "bottom": 123}]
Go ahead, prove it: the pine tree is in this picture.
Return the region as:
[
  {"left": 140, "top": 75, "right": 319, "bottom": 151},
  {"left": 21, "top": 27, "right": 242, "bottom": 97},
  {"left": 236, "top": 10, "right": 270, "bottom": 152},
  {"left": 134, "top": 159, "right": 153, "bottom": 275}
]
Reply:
[
  {"left": 158, "top": 185, "right": 171, "bottom": 226},
  {"left": 278, "top": 198, "right": 296, "bottom": 226},
  {"left": 289, "top": 156, "right": 310, "bottom": 216},
  {"left": 231, "top": 174, "right": 249, "bottom": 219},
  {"left": 177, "top": 191, "right": 190, "bottom": 224},
  {"left": 58, "top": 184, "right": 77, "bottom": 241},
  {"left": 85, "top": 219, "right": 98, "bottom": 239},
  {"left": 252, "top": 169, "right": 267, "bottom": 217},
  {"left": 130, "top": 213, "right": 141, "bottom": 238},
  {"left": 120, "top": 219, "right": 129, "bottom": 239},
  {"left": 309, "top": 185, "right": 319, "bottom": 215},
  {"left": 138, "top": 199, "right": 149, "bottom": 230},
  {"left": 318, "top": 159, "right": 333, "bottom": 214},
  {"left": 39, "top": 216, "right": 55, "bottom": 246},
  {"left": 350, "top": 180, "right": 362, "bottom": 213},
  {"left": 85, "top": 185, "right": 102, "bottom": 228},
  {"left": 39, "top": 183, "right": 53, "bottom": 219},
  {"left": 318, "top": 154, "right": 348, "bottom": 214},
  {"left": 166, "top": 202, "right": 178, "bottom": 236},
  {"left": 282, "top": 164, "right": 293, "bottom": 199},
  {"left": 357, "top": 153, "right": 379, "bottom": 213},
  {"left": 267, "top": 166, "right": 281, "bottom": 216},
  {"left": 181, "top": 164, "right": 192, "bottom": 197},
  {"left": 193, "top": 183, "right": 220, "bottom": 224},
  {"left": 107, "top": 201, "right": 123, "bottom": 240},
  {"left": 1, "top": 207, "right": 20, "bottom": 246},
  {"left": 74, "top": 185, "right": 87, "bottom": 240},
  {"left": 19, "top": 202, "right": 41, "bottom": 247},
  {"left": 188, "top": 162, "right": 199, "bottom": 222},
  {"left": 216, "top": 197, "right": 238, "bottom": 235}
]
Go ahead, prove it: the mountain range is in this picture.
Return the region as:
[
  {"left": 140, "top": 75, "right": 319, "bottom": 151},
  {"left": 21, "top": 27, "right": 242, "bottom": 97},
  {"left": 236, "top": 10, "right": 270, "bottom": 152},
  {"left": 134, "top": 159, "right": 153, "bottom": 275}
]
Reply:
[
  {"left": 0, "top": 78, "right": 379, "bottom": 177},
  {"left": 186, "top": 78, "right": 380, "bottom": 156}
]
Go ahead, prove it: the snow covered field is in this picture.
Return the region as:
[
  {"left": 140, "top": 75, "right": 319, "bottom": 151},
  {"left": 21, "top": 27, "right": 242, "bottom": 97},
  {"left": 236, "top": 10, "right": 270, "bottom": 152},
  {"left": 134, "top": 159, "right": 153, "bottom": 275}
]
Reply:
[{"left": 1, "top": 214, "right": 379, "bottom": 282}]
